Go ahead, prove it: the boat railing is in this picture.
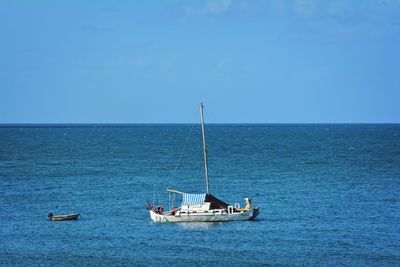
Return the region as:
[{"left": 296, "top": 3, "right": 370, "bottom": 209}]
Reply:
[{"left": 228, "top": 206, "right": 234, "bottom": 214}]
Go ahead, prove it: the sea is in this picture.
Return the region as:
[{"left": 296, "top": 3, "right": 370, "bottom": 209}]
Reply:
[{"left": 0, "top": 124, "right": 399, "bottom": 266}]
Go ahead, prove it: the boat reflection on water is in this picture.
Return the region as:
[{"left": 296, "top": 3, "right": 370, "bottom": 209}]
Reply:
[{"left": 177, "top": 222, "right": 222, "bottom": 229}]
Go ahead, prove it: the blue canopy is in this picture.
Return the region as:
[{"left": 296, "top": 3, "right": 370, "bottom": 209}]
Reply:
[{"left": 182, "top": 193, "right": 206, "bottom": 206}]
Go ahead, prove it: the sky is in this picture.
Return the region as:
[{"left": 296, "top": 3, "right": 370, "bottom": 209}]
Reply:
[{"left": 0, "top": 0, "right": 399, "bottom": 123}]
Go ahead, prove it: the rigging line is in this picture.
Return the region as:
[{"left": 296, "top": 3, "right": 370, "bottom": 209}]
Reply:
[
  {"left": 152, "top": 184, "right": 156, "bottom": 205},
  {"left": 166, "top": 124, "right": 195, "bottom": 190},
  {"left": 168, "top": 192, "right": 171, "bottom": 210}
]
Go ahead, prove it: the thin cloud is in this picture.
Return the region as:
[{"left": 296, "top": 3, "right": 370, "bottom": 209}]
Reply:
[
  {"left": 182, "top": 0, "right": 232, "bottom": 17},
  {"left": 213, "top": 58, "right": 230, "bottom": 73},
  {"left": 205, "top": 0, "right": 232, "bottom": 14},
  {"left": 294, "top": 0, "right": 318, "bottom": 17},
  {"left": 328, "top": 0, "right": 353, "bottom": 18}
]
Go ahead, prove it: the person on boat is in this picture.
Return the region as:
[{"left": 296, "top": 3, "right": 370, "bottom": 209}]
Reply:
[
  {"left": 155, "top": 205, "right": 164, "bottom": 214},
  {"left": 245, "top": 198, "right": 252, "bottom": 210},
  {"left": 237, "top": 198, "right": 252, "bottom": 211}
]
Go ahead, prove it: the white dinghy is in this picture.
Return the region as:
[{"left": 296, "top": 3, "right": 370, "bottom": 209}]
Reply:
[{"left": 148, "top": 103, "right": 259, "bottom": 223}]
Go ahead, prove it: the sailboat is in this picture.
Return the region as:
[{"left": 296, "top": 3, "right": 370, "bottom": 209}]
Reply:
[{"left": 148, "top": 103, "right": 260, "bottom": 223}]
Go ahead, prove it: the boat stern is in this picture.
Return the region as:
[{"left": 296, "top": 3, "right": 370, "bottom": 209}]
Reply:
[{"left": 246, "top": 207, "right": 260, "bottom": 220}]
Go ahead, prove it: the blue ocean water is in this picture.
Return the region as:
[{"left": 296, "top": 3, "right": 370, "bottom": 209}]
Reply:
[{"left": 0, "top": 124, "right": 399, "bottom": 266}]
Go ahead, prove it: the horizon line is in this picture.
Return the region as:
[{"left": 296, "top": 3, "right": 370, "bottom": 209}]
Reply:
[{"left": 0, "top": 122, "right": 399, "bottom": 127}]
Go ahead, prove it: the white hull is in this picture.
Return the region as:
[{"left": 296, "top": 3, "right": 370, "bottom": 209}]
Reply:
[{"left": 150, "top": 208, "right": 259, "bottom": 223}]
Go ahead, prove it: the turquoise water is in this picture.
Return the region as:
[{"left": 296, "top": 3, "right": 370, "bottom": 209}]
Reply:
[{"left": 1, "top": 124, "right": 399, "bottom": 266}]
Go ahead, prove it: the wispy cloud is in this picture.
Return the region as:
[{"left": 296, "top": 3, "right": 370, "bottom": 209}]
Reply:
[
  {"left": 175, "top": 0, "right": 400, "bottom": 42},
  {"left": 213, "top": 58, "right": 230, "bottom": 74},
  {"left": 182, "top": 0, "right": 232, "bottom": 17},
  {"left": 294, "top": 0, "right": 318, "bottom": 17},
  {"left": 378, "top": 0, "right": 400, "bottom": 7},
  {"left": 328, "top": 0, "right": 353, "bottom": 18},
  {"left": 205, "top": 0, "right": 232, "bottom": 14}
]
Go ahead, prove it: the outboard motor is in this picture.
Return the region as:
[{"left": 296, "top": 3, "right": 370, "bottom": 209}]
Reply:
[{"left": 48, "top": 212, "right": 53, "bottom": 220}]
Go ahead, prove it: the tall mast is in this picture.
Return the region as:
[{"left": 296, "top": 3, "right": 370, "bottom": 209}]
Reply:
[{"left": 200, "top": 102, "right": 210, "bottom": 194}]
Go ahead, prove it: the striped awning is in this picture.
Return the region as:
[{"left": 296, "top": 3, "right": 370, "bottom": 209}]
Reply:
[{"left": 182, "top": 193, "right": 206, "bottom": 206}]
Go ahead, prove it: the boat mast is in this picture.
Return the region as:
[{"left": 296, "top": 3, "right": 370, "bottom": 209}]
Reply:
[{"left": 200, "top": 102, "right": 210, "bottom": 194}]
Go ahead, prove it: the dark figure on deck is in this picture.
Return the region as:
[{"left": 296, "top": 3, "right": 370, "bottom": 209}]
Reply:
[{"left": 156, "top": 205, "right": 164, "bottom": 214}]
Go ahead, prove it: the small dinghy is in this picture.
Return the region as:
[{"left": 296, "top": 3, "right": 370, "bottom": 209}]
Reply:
[{"left": 48, "top": 212, "right": 80, "bottom": 221}]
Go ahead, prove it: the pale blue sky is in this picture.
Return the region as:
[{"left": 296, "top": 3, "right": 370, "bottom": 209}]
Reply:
[{"left": 0, "top": 0, "right": 399, "bottom": 123}]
